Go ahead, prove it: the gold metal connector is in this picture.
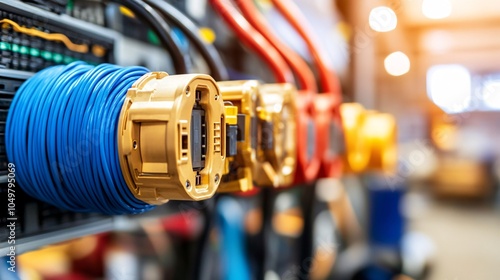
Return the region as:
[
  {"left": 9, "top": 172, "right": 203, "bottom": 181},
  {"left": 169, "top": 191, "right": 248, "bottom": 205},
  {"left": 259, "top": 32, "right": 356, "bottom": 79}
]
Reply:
[
  {"left": 217, "top": 80, "right": 259, "bottom": 193},
  {"left": 254, "top": 83, "right": 297, "bottom": 188},
  {"left": 118, "top": 72, "right": 226, "bottom": 204}
]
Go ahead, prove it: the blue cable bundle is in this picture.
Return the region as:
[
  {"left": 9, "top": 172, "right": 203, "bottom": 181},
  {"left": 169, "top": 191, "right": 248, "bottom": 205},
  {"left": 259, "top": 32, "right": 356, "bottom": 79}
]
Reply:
[{"left": 6, "top": 62, "right": 155, "bottom": 215}]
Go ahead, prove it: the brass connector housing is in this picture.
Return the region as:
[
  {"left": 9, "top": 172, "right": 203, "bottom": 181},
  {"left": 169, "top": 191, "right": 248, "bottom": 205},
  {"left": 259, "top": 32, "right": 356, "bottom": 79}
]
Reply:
[
  {"left": 254, "top": 83, "right": 297, "bottom": 188},
  {"left": 118, "top": 72, "right": 226, "bottom": 204},
  {"left": 217, "top": 80, "right": 259, "bottom": 193}
]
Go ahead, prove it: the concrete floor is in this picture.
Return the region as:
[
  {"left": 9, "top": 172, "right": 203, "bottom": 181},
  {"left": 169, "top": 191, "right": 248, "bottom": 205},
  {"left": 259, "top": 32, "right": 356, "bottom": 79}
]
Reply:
[{"left": 410, "top": 200, "right": 500, "bottom": 280}]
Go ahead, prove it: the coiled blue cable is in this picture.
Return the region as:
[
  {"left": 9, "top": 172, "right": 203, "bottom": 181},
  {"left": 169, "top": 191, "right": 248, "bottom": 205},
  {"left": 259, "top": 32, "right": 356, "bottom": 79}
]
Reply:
[{"left": 6, "top": 62, "right": 155, "bottom": 214}]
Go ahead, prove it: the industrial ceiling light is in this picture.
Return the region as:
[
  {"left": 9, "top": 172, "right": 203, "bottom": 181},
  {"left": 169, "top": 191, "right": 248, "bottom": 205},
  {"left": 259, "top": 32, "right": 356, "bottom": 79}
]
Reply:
[
  {"left": 384, "top": 51, "right": 411, "bottom": 77},
  {"left": 427, "top": 64, "right": 471, "bottom": 113},
  {"left": 369, "top": 6, "right": 397, "bottom": 32},
  {"left": 482, "top": 79, "right": 500, "bottom": 110},
  {"left": 422, "top": 0, "right": 452, "bottom": 19}
]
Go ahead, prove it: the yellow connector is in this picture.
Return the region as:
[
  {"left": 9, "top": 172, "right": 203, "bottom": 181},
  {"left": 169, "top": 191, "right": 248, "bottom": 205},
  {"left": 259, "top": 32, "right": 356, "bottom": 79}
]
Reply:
[
  {"left": 254, "top": 83, "right": 297, "bottom": 188},
  {"left": 364, "top": 111, "right": 397, "bottom": 173},
  {"left": 217, "top": 80, "right": 259, "bottom": 193},
  {"left": 225, "top": 106, "right": 238, "bottom": 125},
  {"left": 340, "top": 104, "right": 397, "bottom": 174},
  {"left": 118, "top": 72, "right": 226, "bottom": 204},
  {"left": 340, "top": 103, "right": 370, "bottom": 173}
]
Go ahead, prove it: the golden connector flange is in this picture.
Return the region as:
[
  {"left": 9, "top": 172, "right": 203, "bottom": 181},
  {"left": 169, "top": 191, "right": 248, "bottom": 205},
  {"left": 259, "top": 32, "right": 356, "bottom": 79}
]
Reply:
[
  {"left": 217, "top": 80, "right": 259, "bottom": 193},
  {"left": 118, "top": 72, "right": 226, "bottom": 204},
  {"left": 254, "top": 83, "right": 297, "bottom": 188}
]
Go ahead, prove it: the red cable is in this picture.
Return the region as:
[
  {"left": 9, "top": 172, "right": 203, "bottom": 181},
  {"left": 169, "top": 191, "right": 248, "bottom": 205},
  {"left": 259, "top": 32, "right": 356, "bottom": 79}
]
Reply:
[
  {"left": 235, "top": 0, "right": 317, "bottom": 93},
  {"left": 271, "top": 0, "right": 343, "bottom": 178},
  {"left": 235, "top": 0, "right": 321, "bottom": 183},
  {"left": 271, "top": 0, "right": 341, "bottom": 96},
  {"left": 210, "top": 0, "right": 294, "bottom": 84}
]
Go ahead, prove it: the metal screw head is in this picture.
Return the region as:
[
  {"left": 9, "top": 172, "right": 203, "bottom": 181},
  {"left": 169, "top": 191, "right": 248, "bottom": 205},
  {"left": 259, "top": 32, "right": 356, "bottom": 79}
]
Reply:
[
  {"left": 214, "top": 174, "right": 220, "bottom": 184},
  {"left": 185, "top": 86, "right": 190, "bottom": 95},
  {"left": 185, "top": 180, "right": 191, "bottom": 190},
  {"left": 133, "top": 140, "right": 137, "bottom": 149}
]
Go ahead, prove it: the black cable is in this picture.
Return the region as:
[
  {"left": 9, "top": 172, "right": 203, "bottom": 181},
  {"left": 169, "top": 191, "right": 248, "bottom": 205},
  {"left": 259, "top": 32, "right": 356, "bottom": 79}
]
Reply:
[
  {"left": 143, "top": 0, "right": 229, "bottom": 81},
  {"left": 298, "top": 183, "right": 317, "bottom": 278},
  {"left": 255, "top": 188, "right": 273, "bottom": 280},
  {"left": 106, "top": 0, "right": 188, "bottom": 73},
  {"left": 192, "top": 196, "right": 218, "bottom": 280}
]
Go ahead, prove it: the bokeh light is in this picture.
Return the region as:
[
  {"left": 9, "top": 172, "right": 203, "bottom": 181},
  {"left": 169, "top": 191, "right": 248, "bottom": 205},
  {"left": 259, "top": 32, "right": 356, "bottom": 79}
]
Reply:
[{"left": 384, "top": 51, "right": 411, "bottom": 76}]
